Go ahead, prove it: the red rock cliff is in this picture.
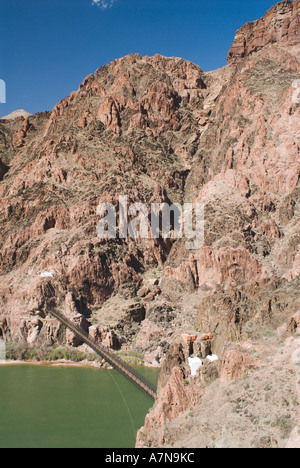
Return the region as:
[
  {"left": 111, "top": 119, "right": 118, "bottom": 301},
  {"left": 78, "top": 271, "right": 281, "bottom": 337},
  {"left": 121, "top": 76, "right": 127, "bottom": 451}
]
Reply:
[{"left": 228, "top": 0, "right": 300, "bottom": 64}]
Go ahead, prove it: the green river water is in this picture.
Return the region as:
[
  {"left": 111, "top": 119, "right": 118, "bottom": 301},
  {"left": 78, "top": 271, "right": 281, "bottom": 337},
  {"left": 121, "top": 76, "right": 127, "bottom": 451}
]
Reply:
[{"left": 0, "top": 364, "right": 159, "bottom": 448}]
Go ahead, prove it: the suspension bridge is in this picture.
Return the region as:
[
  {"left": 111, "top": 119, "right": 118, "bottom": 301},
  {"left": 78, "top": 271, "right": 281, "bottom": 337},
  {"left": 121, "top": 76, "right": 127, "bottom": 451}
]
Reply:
[{"left": 49, "top": 308, "right": 157, "bottom": 400}]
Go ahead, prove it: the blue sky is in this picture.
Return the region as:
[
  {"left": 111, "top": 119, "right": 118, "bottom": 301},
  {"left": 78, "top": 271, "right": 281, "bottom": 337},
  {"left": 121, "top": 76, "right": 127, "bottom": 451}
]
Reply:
[{"left": 0, "top": 0, "right": 279, "bottom": 115}]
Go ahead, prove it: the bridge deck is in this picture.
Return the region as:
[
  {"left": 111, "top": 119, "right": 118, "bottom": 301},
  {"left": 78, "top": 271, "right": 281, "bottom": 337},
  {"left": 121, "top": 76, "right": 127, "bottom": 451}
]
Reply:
[{"left": 49, "top": 309, "right": 157, "bottom": 400}]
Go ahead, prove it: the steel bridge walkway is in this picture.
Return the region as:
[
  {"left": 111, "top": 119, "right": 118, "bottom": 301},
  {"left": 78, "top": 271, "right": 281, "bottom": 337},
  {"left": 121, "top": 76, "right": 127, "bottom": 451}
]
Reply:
[{"left": 49, "top": 309, "right": 157, "bottom": 400}]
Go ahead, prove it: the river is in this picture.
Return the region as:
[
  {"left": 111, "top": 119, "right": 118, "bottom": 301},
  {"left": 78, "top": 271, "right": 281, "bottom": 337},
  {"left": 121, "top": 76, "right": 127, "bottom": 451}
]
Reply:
[{"left": 0, "top": 364, "right": 159, "bottom": 448}]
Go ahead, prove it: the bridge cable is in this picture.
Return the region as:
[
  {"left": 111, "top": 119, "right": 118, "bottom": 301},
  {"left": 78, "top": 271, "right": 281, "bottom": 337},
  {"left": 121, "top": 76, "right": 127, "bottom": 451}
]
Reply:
[{"left": 107, "top": 368, "right": 137, "bottom": 441}]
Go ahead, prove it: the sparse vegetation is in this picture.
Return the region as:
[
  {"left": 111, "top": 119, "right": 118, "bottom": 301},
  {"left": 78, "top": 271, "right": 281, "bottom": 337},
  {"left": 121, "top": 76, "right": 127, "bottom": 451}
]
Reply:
[
  {"left": 270, "top": 417, "right": 293, "bottom": 438},
  {"left": 5, "top": 343, "right": 100, "bottom": 364}
]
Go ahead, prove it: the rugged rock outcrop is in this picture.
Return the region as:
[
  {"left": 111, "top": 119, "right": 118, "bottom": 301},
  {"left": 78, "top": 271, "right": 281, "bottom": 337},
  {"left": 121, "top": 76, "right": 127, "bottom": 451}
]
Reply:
[
  {"left": 0, "top": 110, "right": 32, "bottom": 121},
  {"left": 136, "top": 1, "right": 300, "bottom": 448},
  {"left": 228, "top": 0, "right": 300, "bottom": 64},
  {"left": 0, "top": 53, "right": 210, "bottom": 348}
]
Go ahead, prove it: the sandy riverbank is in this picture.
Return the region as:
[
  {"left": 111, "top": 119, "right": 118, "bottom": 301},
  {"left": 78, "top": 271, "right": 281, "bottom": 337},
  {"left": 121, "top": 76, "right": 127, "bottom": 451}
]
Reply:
[{"left": 0, "top": 359, "right": 113, "bottom": 369}]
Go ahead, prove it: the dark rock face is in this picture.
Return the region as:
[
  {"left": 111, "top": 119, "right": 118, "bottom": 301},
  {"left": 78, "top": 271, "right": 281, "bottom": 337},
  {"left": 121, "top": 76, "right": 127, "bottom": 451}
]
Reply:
[{"left": 0, "top": 158, "right": 8, "bottom": 181}]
